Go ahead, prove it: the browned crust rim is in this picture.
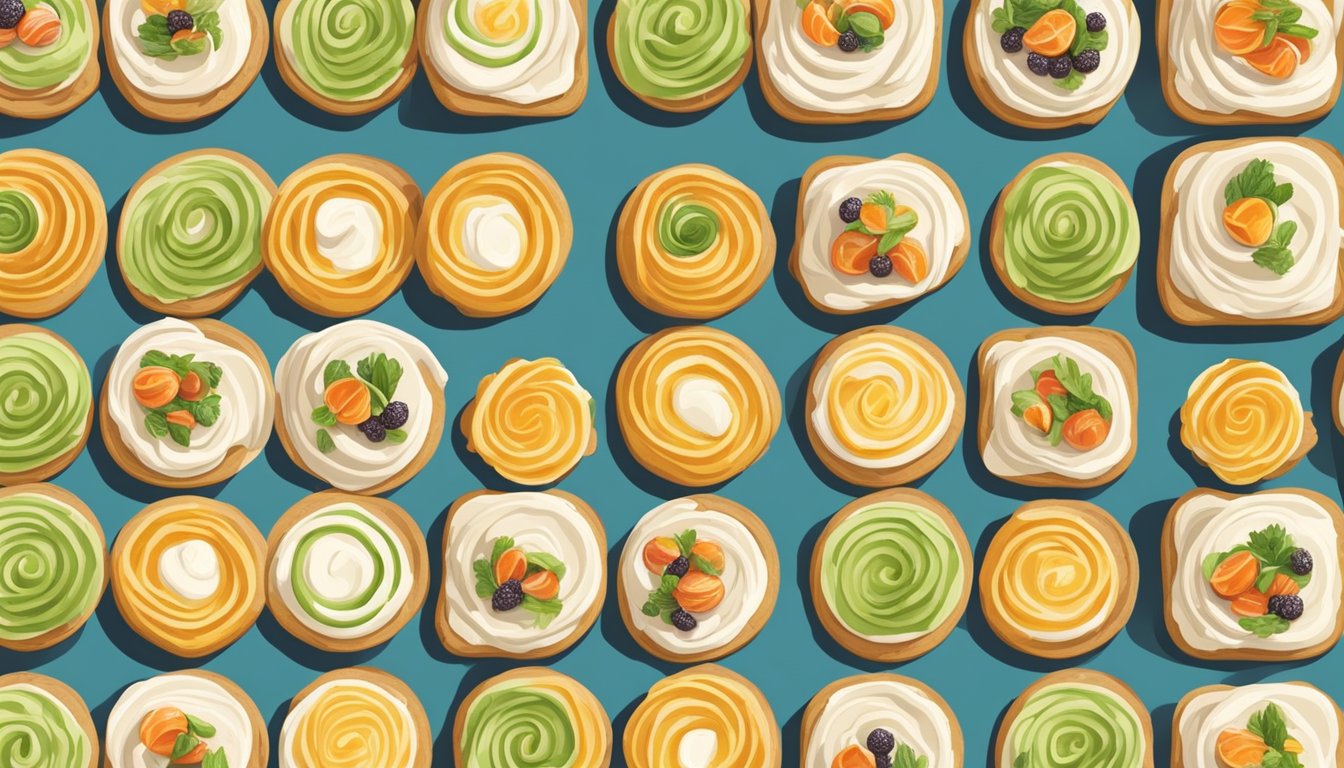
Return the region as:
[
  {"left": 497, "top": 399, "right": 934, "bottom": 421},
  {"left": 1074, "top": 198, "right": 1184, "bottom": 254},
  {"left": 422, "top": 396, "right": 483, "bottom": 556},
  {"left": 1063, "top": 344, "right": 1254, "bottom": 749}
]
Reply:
[
  {"left": 800, "top": 673, "right": 964, "bottom": 768},
  {"left": 0, "top": 0, "right": 101, "bottom": 119},
  {"left": 451, "top": 666, "right": 612, "bottom": 767},
  {"left": 103, "top": 669, "right": 269, "bottom": 768},
  {"left": 995, "top": 668, "right": 1155, "bottom": 768},
  {"left": 0, "top": 326, "right": 92, "bottom": 487},
  {"left": 284, "top": 667, "right": 431, "bottom": 768}
]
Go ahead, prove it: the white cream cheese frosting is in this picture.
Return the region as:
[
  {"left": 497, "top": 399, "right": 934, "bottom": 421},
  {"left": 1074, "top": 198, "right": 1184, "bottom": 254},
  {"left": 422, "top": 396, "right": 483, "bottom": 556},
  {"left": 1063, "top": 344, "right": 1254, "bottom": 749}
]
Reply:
[
  {"left": 673, "top": 377, "right": 734, "bottom": 438},
  {"left": 461, "top": 197, "right": 525, "bottom": 271},
  {"left": 105, "top": 674, "right": 253, "bottom": 768},
  {"left": 806, "top": 680, "right": 957, "bottom": 768},
  {"left": 425, "top": 0, "right": 580, "bottom": 104},
  {"left": 314, "top": 197, "right": 383, "bottom": 272},
  {"left": 109, "top": 0, "right": 252, "bottom": 99},
  {"left": 160, "top": 539, "right": 221, "bottom": 600},
  {"left": 1178, "top": 684, "right": 1339, "bottom": 767}
]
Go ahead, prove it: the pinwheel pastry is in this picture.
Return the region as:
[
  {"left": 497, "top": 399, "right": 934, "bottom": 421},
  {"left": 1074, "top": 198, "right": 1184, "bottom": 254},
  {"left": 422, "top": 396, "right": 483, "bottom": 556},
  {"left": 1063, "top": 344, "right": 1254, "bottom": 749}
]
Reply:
[
  {"left": 275, "top": 320, "right": 448, "bottom": 494},
  {"left": 0, "top": 672, "right": 97, "bottom": 768},
  {"left": 0, "top": 0, "right": 100, "bottom": 118},
  {"left": 273, "top": 0, "right": 417, "bottom": 115},
  {"left": 1159, "top": 137, "right": 1344, "bottom": 325},
  {"left": 807, "top": 326, "right": 964, "bottom": 487},
  {"left": 267, "top": 491, "right": 428, "bottom": 652},
  {"left": 608, "top": 0, "right": 753, "bottom": 112},
  {"left": 461, "top": 357, "right": 596, "bottom": 486},
  {"left": 997, "top": 669, "right": 1153, "bottom": 768},
  {"left": 615, "top": 327, "right": 780, "bottom": 486},
  {"left": 802, "top": 673, "right": 963, "bottom": 768},
  {"left": 438, "top": 489, "right": 605, "bottom": 659},
  {"left": 977, "top": 326, "right": 1137, "bottom": 487},
  {"left": 453, "top": 667, "right": 611, "bottom": 768},
  {"left": 280, "top": 667, "right": 431, "bottom": 768},
  {"left": 264, "top": 154, "right": 421, "bottom": 317},
  {"left": 624, "top": 664, "right": 780, "bottom": 768},
  {"left": 617, "top": 163, "right": 774, "bottom": 319},
  {"left": 118, "top": 149, "right": 275, "bottom": 316},
  {"left": 0, "top": 149, "right": 104, "bottom": 318},
  {"left": 1173, "top": 682, "right": 1343, "bottom": 767},
  {"left": 791, "top": 154, "right": 969, "bottom": 314},
  {"left": 1179, "top": 358, "right": 1315, "bottom": 485},
  {"left": 101, "top": 318, "right": 274, "bottom": 488},
  {"left": 103, "top": 0, "right": 267, "bottom": 121},
  {"left": 106, "top": 670, "right": 267, "bottom": 768},
  {"left": 416, "top": 153, "right": 571, "bottom": 318},
  {"left": 619, "top": 495, "right": 778, "bottom": 662},
  {"left": 811, "top": 488, "right": 971, "bottom": 662},
  {"left": 0, "top": 325, "right": 91, "bottom": 485}
]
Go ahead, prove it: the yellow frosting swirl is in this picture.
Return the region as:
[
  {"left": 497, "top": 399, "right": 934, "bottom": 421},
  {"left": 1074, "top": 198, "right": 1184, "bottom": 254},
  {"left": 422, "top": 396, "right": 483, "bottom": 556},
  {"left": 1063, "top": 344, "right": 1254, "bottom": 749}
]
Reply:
[
  {"left": 466, "top": 358, "right": 595, "bottom": 485},
  {"left": 286, "top": 681, "right": 414, "bottom": 768},
  {"left": 624, "top": 668, "right": 778, "bottom": 768},
  {"left": 1180, "top": 359, "right": 1305, "bottom": 486}
]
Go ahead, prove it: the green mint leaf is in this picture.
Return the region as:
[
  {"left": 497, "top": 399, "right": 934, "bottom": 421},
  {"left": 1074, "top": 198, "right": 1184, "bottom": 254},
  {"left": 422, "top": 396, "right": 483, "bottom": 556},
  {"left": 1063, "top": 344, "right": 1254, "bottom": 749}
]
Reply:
[
  {"left": 170, "top": 733, "right": 200, "bottom": 761},
  {"left": 185, "top": 714, "right": 215, "bottom": 738},
  {"left": 167, "top": 422, "right": 191, "bottom": 448},
  {"left": 316, "top": 428, "right": 335, "bottom": 454},
  {"left": 144, "top": 411, "right": 169, "bottom": 438},
  {"left": 847, "top": 11, "right": 883, "bottom": 37},
  {"left": 188, "top": 360, "right": 223, "bottom": 389},
  {"left": 490, "top": 536, "right": 515, "bottom": 566},
  {"left": 1010, "top": 389, "right": 1044, "bottom": 418},
  {"left": 660, "top": 574, "right": 681, "bottom": 592},
  {"left": 323, "top": 360, "right": 352, "bottom": 387},
  {"left": 674, "top": 530, "right": 696, "bottom": 557},
  {"left": 1239, "top": 614, "right": 1291, "bottom": 638},
  {"left": 525, "top": 552, "right": 566, "bottom": 580},
  {"left": 1267, "top": 182, "right": 1294, "bottom": 205},
  {"left": 1201, "top": 551, "right": 1228, "bottom": 581},
  {"left": 522, "top": 596, "right": 563, "bottom": 628},
  {"left": 202, "top": 748, "right": 229, "bottom": 768},
  {"left": 384, "top": 428, "right": 407, "bottom": 444},
  {"left": 170, "top": 33, "right": 208, "bottom": 57},
  {"left": 473, "top": 559, "right": 496, "bottom": 596},
  {"left": 690, "top": 554, "right": 721, "bottom": 576},
  {"left": 1252, "top": 245, "right": 1295, "bottom": 276},
  {"left": 311, "top": 406, "right": 337, "bottom": 427},
  {"left": 190, "top": 394, "right": 222, "bottom": 427},
  {"left": 641, "top": 601, "right": 661, "bottom": 616},
  {"left": 1056, "top": 69, "right": 1086, "bottom": 91}
]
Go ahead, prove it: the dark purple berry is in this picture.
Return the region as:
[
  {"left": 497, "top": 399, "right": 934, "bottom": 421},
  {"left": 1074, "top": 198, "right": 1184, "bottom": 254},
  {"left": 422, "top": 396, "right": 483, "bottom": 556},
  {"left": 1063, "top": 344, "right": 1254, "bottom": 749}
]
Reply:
[
  {"left": 1086, "top": 11, "right": 1106, "bottom": 32},
  {"left": 1267, "top": 594, "right": 1285, "bottom": 615},
  {"left": 866, "top": 729, "right": 895, "bottom": 755},
  {"left": 664, "top": 556, "right": 690, "bottom": 577},
  {"left": 1048, "top": 56, "right": 1072, "bottom": 79},
  {"left": 1027, "top": 52, "right": 1050, "bottom": 76},
  {"left": 379, "top": 400, "right": 409, "bottom": 429},
  {"left": 837, "top": 30, "right": 860, "bottom": 52},
  {"left": 491, "top": 579, "right": 523, "bottom": 611},
  {"left": 868, "top": 254, "right": 893, "bottom": 278},
  {"left": 875, "top": 758, "right": 892, "bottom": 768},
  {"left": 1000, "top": 26, "right": 1025, "bottom": 53},
  {"left": 670, "top": 609, "right": 697, "bottom": 631},
  {"left": 166, "top": 9, "right": 195, "bottom": 33},
  {"left": 0, "top": 0, "right": 24, "bottom": 29},
  {"left": 1273, "top": 594, "right": 1304, "bottom": 621},
  {"left": 1291, "top": 548, "right": 1313, "bottom": 575},
  {"left": 838, "top": 197, "right": 863, "bottom": 223},
  {"left": 1072, "top": 49, "right": 1101, "bottom": 74},
  {"left": 358, "top": 417, "right": 386, "bottom": 443}
]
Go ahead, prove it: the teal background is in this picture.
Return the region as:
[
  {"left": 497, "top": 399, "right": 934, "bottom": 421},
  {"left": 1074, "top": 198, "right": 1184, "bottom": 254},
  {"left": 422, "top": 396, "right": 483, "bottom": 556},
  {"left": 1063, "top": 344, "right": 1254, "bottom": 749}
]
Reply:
[{"left": 3, "top": 0, "right": 1343, "bottom": 764}]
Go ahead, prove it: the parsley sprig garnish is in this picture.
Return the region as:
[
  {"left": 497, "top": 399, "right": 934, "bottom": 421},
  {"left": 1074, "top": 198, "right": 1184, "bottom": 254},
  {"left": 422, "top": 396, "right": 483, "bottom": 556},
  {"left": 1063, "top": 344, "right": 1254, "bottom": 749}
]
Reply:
[
  {"left": 311, "top": 352, "right": 406, "bottom": 452},
  {"left": 138, "top": 350, "right": 224, "bottom": 448},
  {"left": 1223, "top": 158, "right": 1300, "bottom": 276},
  {"left": 844, "top": 191, "right": 919, "bottom": 254},
  {"left": 1009, "top": 355, "right": 1112, "bottom": 447},
  {"left": 137, "top": 0, "right": 223, "bottom": 60},
  {"left": 1248, "top": 0, "right": 1319, "bottom": 47},
  {"left": 472, "top": 536, "right": 565, "bottom": 629},
  {"left": 1201, "top": 524, "right": 1311, "bottom": 638},
  {"left": 1248, "top": 703, "right": 1304, "bottom": 768}
]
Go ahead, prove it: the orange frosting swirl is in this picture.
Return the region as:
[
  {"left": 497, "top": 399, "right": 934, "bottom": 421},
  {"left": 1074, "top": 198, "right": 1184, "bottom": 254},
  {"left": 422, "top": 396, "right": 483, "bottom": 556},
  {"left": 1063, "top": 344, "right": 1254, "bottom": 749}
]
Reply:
[
  {"left": 1180, "top": 359, "right": 1305, "bottom": 485},
  {"left": 624, "top": 668, "right": 778, "bottom": 768},
  {"left": 285, "top": 681, "right": 415, "bottom": 768},
  {"left": 466, "top": 358, "right": 595, "bottom": 486}
]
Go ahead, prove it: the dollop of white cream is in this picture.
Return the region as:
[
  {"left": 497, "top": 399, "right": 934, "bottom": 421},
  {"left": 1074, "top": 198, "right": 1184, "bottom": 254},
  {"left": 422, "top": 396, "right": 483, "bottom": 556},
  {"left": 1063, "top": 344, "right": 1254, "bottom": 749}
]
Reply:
[
  {"left": 315, "top": 197, "right": 383, "bottom": 272},
  {"left": 673, "top": 377, "right": 734, "bottom": 438},
  {"left": 425, "top": 0, "right": 580, "bottom": 104},
  {"left": 678, "top": 728, "right": 718, "bottom": 768},
  {"left": 105, "top": 674, "right": 253, "bottom": 768},
  {"left": 159, "top": 539, "right": 221, "bottom": 601},
  {"left": 462, "top": 197, "right": 525, "bottom": 271},
  {"left": 1179, "top": 684, "right": 1339, "bottom": 767},
  {"left": 108, "top": 0, "right": 252, "bottom": 99},
  {"left": 805, "top": 680, "right": 957, "bottom": 768}
]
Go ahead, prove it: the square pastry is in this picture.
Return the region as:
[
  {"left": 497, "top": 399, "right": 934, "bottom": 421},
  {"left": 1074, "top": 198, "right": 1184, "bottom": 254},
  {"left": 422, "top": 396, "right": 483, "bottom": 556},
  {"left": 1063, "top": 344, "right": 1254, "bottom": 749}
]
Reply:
[{"left": 1173, "top": 683, "right": 1343, "bottom": 767}]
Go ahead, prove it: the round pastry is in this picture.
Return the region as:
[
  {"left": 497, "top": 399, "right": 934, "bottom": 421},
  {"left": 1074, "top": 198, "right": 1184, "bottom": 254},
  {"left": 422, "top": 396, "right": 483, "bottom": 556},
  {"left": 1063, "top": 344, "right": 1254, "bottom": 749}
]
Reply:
[
  {"left": 100, "top": 318, "right": 274, "bottom": 488},
  {"left": 103, "top": 0, "right": 268, "bottom": 121},
  {"left": 461, "top": 357, "right": 596, "bottom": 486},
  {"left": 806, "top": 326, "right": 964, "bottom": 487},
  {"left": 1172, "top": 682, "right": 1343, "bottom": 768},
  {"left": 0, "top": 0, "right": 100, "bottom": 119},
  {"left": 616, "top": 163, "right": 774, "bottom": 319},
  {"left": 274, "top": 319, "right": 448, "bottom": 494},
  {"left": 0, "top": 325, "right": 92, "bottom": 485},
  {"left": 607, "top": 0, "right": 753, "bottom": 112},
  {"left": 977, "top": 326, "right": 1137, "bottom": 488},
  {"left": 1336, "top": 346, "right": 1344, "bottom": 436},
  {"left": 1179, "top": 358, "right": 1315, "bottom": 486},
  {"left": 266, "top": 492, "right": 428, "bottom": 652},
  {"left": 618, "top": 495, "right": 778, "bottom": 663},
  {"left": 810, "top": 488, "right": 971, "bottom": 662},
  {"left": 624, "top": 664, "right": 780, "bottom": 768},
  {"left": 0, "top": 149, "right": 104, "bottom": 318},
  {"left": 264, "top": 154, "right": 421, "bottom": 317},
  {"left": 437, "top": 489, "right": 605, "bottom": 659},
  {"left": 280, "top": 667, "right": 431, "bottom": 768},
  {"left": 110, "top": 496, "right": 266, "bottom": 658},
  {"left": 1159, "top": 137, "right": 1344, "bottom": 326},
  {"left": 118, "top": 149, "right": 276, "bottom": 316},
  {"left": 415, "top": 153, "right": 572, "bottom": 318},
  {"left": 790, "top": 154, "right": 969, "bottom": 314},
  {"left": 0, "top": 672, "right": 97, "bottom": 768},
  {"left": 997, "top": 669, "right": 1153, "bottom": 768},
  {"left": 273, "top": 0, "right": 418, "bottom": 115},
  {"left": 453, "top": 667, "right": 611, "bottom": 768},
  {"left": 104, "top": 670, "right": 267, "bottom": 768},
  {"left": 615, "top": 327, "right": 780, "bottom": 487},
  {"left": 801, "top": 673, "right": 963, "bottom": 768}
]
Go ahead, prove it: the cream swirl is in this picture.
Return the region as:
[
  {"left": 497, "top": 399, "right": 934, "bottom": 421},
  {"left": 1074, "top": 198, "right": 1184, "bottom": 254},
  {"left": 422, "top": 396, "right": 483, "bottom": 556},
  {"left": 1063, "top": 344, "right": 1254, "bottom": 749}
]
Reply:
[
  {"left": 105, "top": 674, "right": 253, "bottom": 768},
  {"left": 1178, "top": 684, "right": 1339, "bottom": 767},
  {"left": 108, "top": 0, "right": 252, "bottom": 98},
  {"left": 314, "top": 197, "right": 383, "bottom": 272},
  {"left": 805, "top": 680, "right": 956, "bottom": 768},
  {"left": 425, "top": 0, "right": 580, "bottom": 103},
  {"left": 1180, "top": 359, "right": 1306, "bottom": 485},
  {"left": 280, "top": 678, "right": 416, "bottom": 768}
]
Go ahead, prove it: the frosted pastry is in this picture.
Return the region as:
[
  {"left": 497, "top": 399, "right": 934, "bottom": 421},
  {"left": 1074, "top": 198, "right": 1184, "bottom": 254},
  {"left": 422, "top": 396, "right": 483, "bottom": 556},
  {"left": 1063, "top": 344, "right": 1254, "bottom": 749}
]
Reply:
[
  {"left": 608, "top": 0, "right": 752, "bottom": 111},
  {"left": 997, "top": 669, "right": 1153, "bottom": 768},
  {"left": 280, "top": 667, "right": 431, "bottom": 768},
  {"left": 0, "top": 326, "right": 91, "bottom": 485},
  {"left": 0, "top": 0, "right": 100, "bottom": 119},
  {"left": 453, "top": 667, "right": 611, "bottom": 768},
  {"left": 273, "top": 0, "right": 417, "bottom": 114},
  {"left": 623, "top": 664, "right": 780, "bottom": 768},
  {"left": 106, "top": 670, "right": 266, "bottom": 768},
  {"left": 801, "top": 673, "right": 962, "bottom": 768},
  {"left": 1172, "top": 682, "right": 1343, "bottom": 767},
  {"left": 1336, "top": 347, "right": 1344, "bottom": 436},
  {"left": 0, "top": 672, "right": 97, "bottom": 768}
]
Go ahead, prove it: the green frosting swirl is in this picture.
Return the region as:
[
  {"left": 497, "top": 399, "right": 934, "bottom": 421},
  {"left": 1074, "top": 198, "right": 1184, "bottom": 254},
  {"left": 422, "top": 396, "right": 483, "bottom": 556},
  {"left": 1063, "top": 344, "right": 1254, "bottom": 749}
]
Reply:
[
  {"left": 0, "top": 0, "right": 94, "bottom": 91},
  {"left": 0, "top": 333, "right": 90, "bottom": 475},
  {"left": 285, "top": 0, "right": 414, "bottom": 102},
  {"left": 460, "top": 684, "right": 576, "bottom": 768},
  {"left": 0, "top": 493, "right": 103, "bottom": 641},
  {"left": 1009, "top": 685, "right": 1144, "bottom": 768},
  {"left": 820, "top": 503, "right": 962, "bottom": 638},
  {"left": 612, "top": 0, "right": 749, "bottom": 101},
  {"left": 0, "top": 191, "right": 38, "bottom": 254},
  {"left": 445, "top": 0, "right": 541, "bottom": 67},
  {"left": 0, "top": 686, "right": 89, "bottom": 767},
  {"left": 289, "top": 508, "right": 404, "bottom": 629},
  {"left": 121, "top": 155, "right": 272, "bottom": 304},
  {"left": 1002, "top": 163, "right": 1139, "bottom": 304},
  {"left": 657, "top": 195, "right": 719, "bottom": 257}
]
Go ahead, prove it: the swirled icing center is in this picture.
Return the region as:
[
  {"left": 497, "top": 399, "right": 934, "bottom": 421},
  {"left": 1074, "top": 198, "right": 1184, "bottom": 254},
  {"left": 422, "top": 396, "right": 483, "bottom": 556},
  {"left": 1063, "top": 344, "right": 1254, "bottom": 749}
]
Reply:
[
  {"left": 283, "top": 0, "right": 415, "bottom": 101},
  {"left": 1008, "top": 684, "right": 1143, "bottom": 768},
  {"left": 1180, "top": 359, "right": 1304, "bottom": 485},
  {"left": 0, "top": 492, "right": 102, "bottom": 641},
  {"left": 315, "top": 197, "right": 383, "bottom": 272},
  {"left": 0, "top": 684, "right": 89, "bottom": 768},
  {"left": 657, "top": 195, "right": 720, "bottom": 257},
  {"left": 0, "top": 191, "right": 38, "bottom": 254},
  {"left": 458, "top": 196, "right": 525, "bottom": 271},
  {"left": 282, "top": 680, "right": 415, "bottom": 768},
  {"left": 0, "top": 333, "right": 90, "bottom": 475},
  {"left": 459, "top": 677, "right": 605, "bottom": 768},
  {"left": 612, "top": 0, "right": 751, "bottom": 100}
]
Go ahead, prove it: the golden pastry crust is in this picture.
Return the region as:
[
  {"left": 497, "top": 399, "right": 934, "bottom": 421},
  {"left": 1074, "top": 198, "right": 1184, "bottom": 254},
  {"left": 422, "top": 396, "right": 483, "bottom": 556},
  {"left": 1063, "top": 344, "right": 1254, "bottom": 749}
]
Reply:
[
  {"left": 1170, "top": 683, "right": 1344, "bottom": 767},
  {"left": 800, "top": 673, "right": 964, "bottom": 768},
  {"left": 284, "top": 667, "right": 431, "bottom": 768},
  {"left": 0, "top": 672, "right": 98, "bottom": 768},
  {"left": 0, "top": 0, "right": 100, "bottom": 119},
  {"left": 103, "top": 670, "right": 269, "bottom": 768},
  {"left": 995, "top": 669, "right": 1154, "bottom": 768},
  {"left": 451, "top": 667, "right": 612, "bottom": 768},
  {"left": 624, "top": 664, "right": 780, "bottom": 768},
  {"left": 1335, "top": 347, "right": 1344, "bottom": 436},
  {"left": 0, "top": 326, "right": 92, "bottom": 487}
]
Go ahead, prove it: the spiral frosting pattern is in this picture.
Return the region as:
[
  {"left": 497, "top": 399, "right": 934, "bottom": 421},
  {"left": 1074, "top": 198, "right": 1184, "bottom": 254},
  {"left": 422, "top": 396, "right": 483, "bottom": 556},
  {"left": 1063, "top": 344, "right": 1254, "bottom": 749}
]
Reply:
[
  {"left": 285, "top": 681, "right": 415, "bottom": 768},
  {"left": 444, "top": 0, "right": 541, "bottom": 66},
  {"left": 1008, "top": 684, "right": 1144, "bottom": 768},
  {"left": 1180, "top": 360, "right": 1306, "bottom": 486},
  {"left": 625, "top": 669, "right": 777, "bottom": 768},
  {"left": 0, "top": 331, "right": 90, "bottom": 476},
  {"left": 612, "top": 0, "right": 750, "bottom": 100},
  {"left": 0, "top": 491, "right": 102, "bottom": 642},
  {"left": 284, "top": 0, "right": 415, "bottom": 101},
  {"left": 0, "top": 686, "right": 89, "bottom": 768},
  {"left": 467, "top": 358, "right": 594, "bottom": 486},
  {"left": 460, "top": 675, "right": 606, "bottom": 768},
  {"left": 0, "top": 0, "right": 93, "bottom": 90}
]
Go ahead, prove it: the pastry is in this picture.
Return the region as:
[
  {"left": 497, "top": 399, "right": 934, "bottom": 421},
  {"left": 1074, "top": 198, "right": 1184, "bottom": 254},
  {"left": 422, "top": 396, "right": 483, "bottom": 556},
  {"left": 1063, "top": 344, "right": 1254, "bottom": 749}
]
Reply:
[
  {"left": 280, "top": 667, "right": 431, "bottom": 768},
  {"left": 990, "top": 153, "right": 1140, "bottom": 314},
  {"left": 437, "top": 489, "right": 605, "bottom": 659},
  {"left": 103, "top": 0, "right": 268, "bottom": 121},
  {"left": 790, "top": 154, "right": 969, "bottom": 314},
  {"left": 801, "top": 673, "right": 963, "bottom": 768},
  {"left": 0, "top": 0, "right": 100, "bottom": 119},
  {"left": 0, "top": 325, "right": 91, "bottom": 485},
  {"left": 615, "top": 327, "right": 780, "bottom": 486},
  {"left": 1159, "top": 137, "right": 1344, "bottom": 325},
  {"left": 453, "top": 667, "right": 611, "bottom": 768},
  {"left": 977, "top": 326, "right": 1137, "bottom": 487},
  {"left": 267, "top": 491, "right": 428, "bottom": 652},
  {"left": 0, "top": 149, "right": 104, "bottom": 318},
  {"left": 263, "top": 154, "right": 422, "bottom": 317},
  {"left": 1172, "top": 682, "right": 1343, "bottom": 767},
  {"left": 416, "top": 0, "right": 586, "bottom": 116},
  {"left": 1336, "top": 346, "right": 1344, "bottom": 436},
  {"left": 607, "top": 0, "right": 752, "bottom": 112},
  {"left": 806, "top": 326, "right": 964, "bottom": 487},
  {"left": 1163, "top": 487, "right": 1344, "bottom": 661},
  {"left": 616, "top": 163, "right": 774, "bottom": 319},
  {"left": 272, "top": 0, "right": 417, "bottom": 115},
  {"left": 810, "top": 488, "right": 971, "bottom": 662},
  {"left": 104, "top": 670, "right": 267, "bottom": 768},
  {"left": 963, "top": 0, "right": 1139, "bottom": 128},
  {"left": 980, "top": 499, "right": 1137, "bottom": 658},
  {"left": 274, "top": 319, "right": 448, "bottom": 494},
  {"left": 624, "top": 664, "right": 780, "bottom": 768},
  {"left": 118, "top": 149, "right": 275, "bottom": 316},
  {"left": 100, "top": 318, "right": 274, "bottom": 488},
  {"left": 996, "top": 669, "right": 1153, "bottom": 768},
  {"left": 461, "top": 357, "right": 596, "bottom": 486},
  {"left": 0, "top": 672, "right": 97, "bottom": 768},
  {"left": 416, "top": 153, "right": 571, "bottom": 318},
  {"left": 1179, "top": 358, "right": 1315, "bottom": 485},
  {"left": 618, "top": 495, "right": 778, "bottom": 662},
  {"left": 110, "top": 496, "right": 266, "bottom": 658}
]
